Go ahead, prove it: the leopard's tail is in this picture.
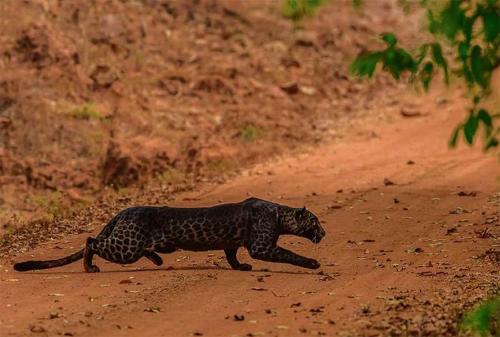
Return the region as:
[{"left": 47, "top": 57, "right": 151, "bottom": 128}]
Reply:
[{"left": 13, "top": 249, "right": 84, "bottom": 272}]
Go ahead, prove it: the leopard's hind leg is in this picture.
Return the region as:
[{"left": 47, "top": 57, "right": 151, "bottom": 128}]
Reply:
[
  {"left": 144, "top": 245, "right": 176, "bottom": 267},
  {"left": 84, "top": 237, "right": 100, "bottom": 273},
  {"left": 84, "top": 234, "right": 147, "bottom": 272},
  {"left": 144, "top": 251, "right": 163, "bottom": 266}
]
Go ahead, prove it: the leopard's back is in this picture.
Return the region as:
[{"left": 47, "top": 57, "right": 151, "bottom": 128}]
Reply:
[
  {"left": 99, "top": 201, "right": 258, "bottom": 253},
  {"left": 158, "top": 203, "right": 255, "bottom": 250}
]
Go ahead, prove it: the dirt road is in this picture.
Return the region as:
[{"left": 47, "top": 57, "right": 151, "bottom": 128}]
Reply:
[{"left": 1, "top": 98, "right": 498, "bottom": 337}]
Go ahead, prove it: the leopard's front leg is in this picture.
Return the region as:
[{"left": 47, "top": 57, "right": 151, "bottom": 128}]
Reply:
[
  {"left": 248, "top": 244, "right": 320, "bottom": 269},
  {"left": 247, "top": 217, "right": 320, "bottom": 270},
  {"left": 224, "top": 248, "right": 252, "bottom": 271}
]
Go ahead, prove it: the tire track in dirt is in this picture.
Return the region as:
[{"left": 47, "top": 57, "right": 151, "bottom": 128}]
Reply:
[{"left": 1, "top": 101, "right": 498, "bottom": 337}]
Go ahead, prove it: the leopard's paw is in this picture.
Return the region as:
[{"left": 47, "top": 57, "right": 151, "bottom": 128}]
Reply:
[
  {"left": 304, "top": 259, "right": 320, "bottom": 269},
  {"left": 85, "top": 265, "right": 101, "bottom": 273},
  {"left": 237, "top": 263, "right": 253, "bottom": 271}
]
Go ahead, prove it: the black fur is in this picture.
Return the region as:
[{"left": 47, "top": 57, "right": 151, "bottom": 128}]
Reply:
[
  {"left": 14, "top": 250, "right": 84, "bottom": 271},
  {"left": 14, "top": 198, "right": 326, "bottom": 272}
]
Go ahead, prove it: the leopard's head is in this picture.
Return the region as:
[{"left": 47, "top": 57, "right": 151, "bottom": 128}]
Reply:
[{"left": 281, "top": 207, "right": 326, "bottom": 243}]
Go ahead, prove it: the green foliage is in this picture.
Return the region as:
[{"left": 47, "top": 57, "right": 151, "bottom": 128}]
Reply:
[
  {"left": 31, "top": 191, "right": 63, "bottom": 221},
  {"left": 69, "top": 102, "right": 102, "bottom": 120},
  {"left": 450, "top": 108, "right": 499, "bottom": 149},
  {"left": 461, "top": 296, "right": 500, "bottom": 337},
  {"left": 352, "top": 0, "right": 363, "bottom": 9},
  {"left": 350, "top": 0, "right": 499, "bottom": 152},
  {"left": 351, "top": 33, "right": 417, "bottom": 80},
  {"left": 206, "top": 159, "right": 237, "bottom": 175},
  {"left": 282, "top": 0, "right": 325, "bottom": 22},
  {"left": 156, "top": 167, "right": 185, "bottom": 185},
  {"left": 240, "top": 124, "right": 262, "bottom": 142},
  {"left": 349, "top": 51, "right": 382, "bottom": 78},
  {"left": 350, "top": 35, "right": 447, "bottom": 91}
]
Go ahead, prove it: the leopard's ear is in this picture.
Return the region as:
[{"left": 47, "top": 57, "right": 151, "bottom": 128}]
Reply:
[{"left": 295, "top": 207, "right": 307, "bottom": 219}]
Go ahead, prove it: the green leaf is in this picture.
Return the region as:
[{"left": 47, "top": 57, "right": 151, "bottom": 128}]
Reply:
[
  {"left": 440, "top": 0, "right": 464, "bottom": 41},
  {"left": 462, "top": 16, "right": 473, "bottom": 44},
  {"left": 485, "top": 137, "right": 499, "bottom": 150},
  {"left": 477, "top": 109, "right": 495, "bottom": 144},
  {"left": 463, "top": 113, "right": 479, "bottom": 144},
  {"left": 462, "top": 64, "right": 474, "bottom": 86},
  {"left": 350, "top": 52, "right": 383, "bottom": 78},
  {"left": 427, "top": 10, "right": 439, "bottom": 34},
  {"left": 458, "top": 41, "right": 469, "bottom": 61},
  {"left": 449, "top": 124, "right": 462, "bottom": 148},
  {"left": 398, "top": 48, "right": 416, "bottom": 71},
  {"left": 415, "top": 43, "right": 429, "bottom": 66},
  {"left": 382, "top": 47, "right": 416, "bottom": 79},
  {"left": 469, "top": 46, "right": 482, "bottom": 86},
  {"left": 477, "top": 109, "right": 493, "bottom": 127},
  {"left": 482, "top": 6, "right": 500, "bottom": 42},
  {"left": 381, "top": 33, "right": 397, "bottom": 48},
  {"left": 470, "top": 45, "right": 491, "bottom": 88},
  {"left": 420, "top": 62, "right": 434, "bottom": 91},
  {"left": 431, "top": 43, "right": 449, "bottom": 83}
]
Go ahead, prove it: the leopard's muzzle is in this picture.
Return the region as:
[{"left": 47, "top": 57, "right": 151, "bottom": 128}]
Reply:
[{"left": 308, "top": 226, "right": 326, "bottom": 244}]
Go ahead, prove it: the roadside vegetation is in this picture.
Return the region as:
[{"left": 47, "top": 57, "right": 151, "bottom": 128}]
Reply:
[
  {"left": 284, "top": 0, "right": 499, "bottom": 154},
  {"left": 283, "top": 0, "right": 499, "bottom": 335}
]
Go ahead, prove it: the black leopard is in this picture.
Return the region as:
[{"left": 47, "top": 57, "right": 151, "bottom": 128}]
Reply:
[{"left": 14, "top": 198, "right": 326, "bottom": 272}]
